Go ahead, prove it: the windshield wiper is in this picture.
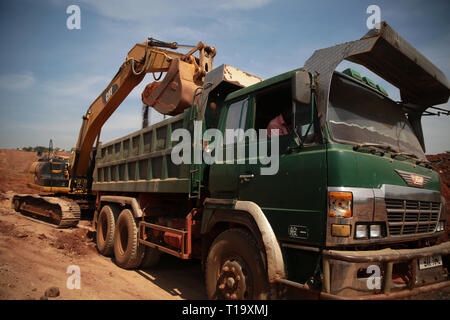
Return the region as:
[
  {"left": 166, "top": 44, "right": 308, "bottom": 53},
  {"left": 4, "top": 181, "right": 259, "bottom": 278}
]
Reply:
[
  {"left": 352, "top": 143, "right": 431, "bottom": 167},
  {"left": 352, "top": 143, "right": 397, "bottom": 155},
  {"left": 391, "top": 151, "right": 432, "bottom": 167}
]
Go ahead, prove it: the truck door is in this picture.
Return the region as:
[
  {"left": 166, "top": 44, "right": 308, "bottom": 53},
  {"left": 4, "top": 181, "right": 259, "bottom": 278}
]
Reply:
[
  {"left": 237, "top": 82, "right": 327, "bottom": 245},
  {"left": 208, "top": 98, "right": 249, "bottom": 198}
]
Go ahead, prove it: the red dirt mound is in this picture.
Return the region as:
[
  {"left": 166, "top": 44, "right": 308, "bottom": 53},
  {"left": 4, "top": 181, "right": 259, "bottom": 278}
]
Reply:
[
  {"left": 0, "top": 149, "right": 39, "bottom": 194},
  {"left": 0, "top": 149, "right": 71, "bottom": 194},
  {"left": 50, "top": 228, "right": 96, "bottom": 256},
  {"left": 427, "top": 154, "right": 450, "bottom": 199},
  {"left": 427, "top": 153, "right": 450, "bottom": 238}
]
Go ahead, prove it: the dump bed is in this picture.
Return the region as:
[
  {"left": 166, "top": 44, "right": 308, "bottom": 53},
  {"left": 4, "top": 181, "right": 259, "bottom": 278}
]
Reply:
[
  {"left": 92, "top": 64, "right": 263, "bottom": 196},
  {"left": 92, "top": 112, "right": 190, "bottom": 194}
]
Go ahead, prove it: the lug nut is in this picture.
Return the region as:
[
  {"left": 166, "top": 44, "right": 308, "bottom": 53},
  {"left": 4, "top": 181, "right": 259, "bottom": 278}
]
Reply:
[{"left": 226, "top": 277, "right": 235, "bottom": 288}]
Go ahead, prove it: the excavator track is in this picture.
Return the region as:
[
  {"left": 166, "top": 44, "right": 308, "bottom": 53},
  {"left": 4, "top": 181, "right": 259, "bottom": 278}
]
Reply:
[{"left": 12, "top": 194, "right": 81, "bottom": 228}]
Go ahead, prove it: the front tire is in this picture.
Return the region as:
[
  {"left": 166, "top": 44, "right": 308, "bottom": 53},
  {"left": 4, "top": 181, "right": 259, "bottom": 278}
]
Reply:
[
  {"left": 205, "top": 228, "right": 270, "bottom": 300},
  {"left": 113, "top": 209, "right": 144, "bottom": 269}
]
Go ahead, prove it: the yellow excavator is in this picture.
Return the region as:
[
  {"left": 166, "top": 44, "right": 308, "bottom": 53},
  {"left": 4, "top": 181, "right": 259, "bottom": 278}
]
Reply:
[{"left": 12, "top": 38, "right": 216, "bottom": 227}]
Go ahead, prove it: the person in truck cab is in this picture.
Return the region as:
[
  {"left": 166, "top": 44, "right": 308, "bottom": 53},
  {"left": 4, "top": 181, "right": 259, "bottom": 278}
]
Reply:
[{"left": 267, "top": 106, "right": 291, "bottom": 137}]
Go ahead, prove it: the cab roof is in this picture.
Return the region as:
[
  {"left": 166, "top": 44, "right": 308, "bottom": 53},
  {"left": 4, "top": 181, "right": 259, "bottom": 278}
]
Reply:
[{"left": 225, "top": 68, "right": 302, "bottom": 102}]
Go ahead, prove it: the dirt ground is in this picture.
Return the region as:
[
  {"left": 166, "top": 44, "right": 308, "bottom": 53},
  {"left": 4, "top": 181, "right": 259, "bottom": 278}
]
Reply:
[
  {"left": 0, "top": 150, "right": 206, "bottom": 300},
  {"left": 0, "top": 149, "right": 449, "bottom": 300},
  {"left": 0, "top": 193, "right": 206, "bottom": 300}
]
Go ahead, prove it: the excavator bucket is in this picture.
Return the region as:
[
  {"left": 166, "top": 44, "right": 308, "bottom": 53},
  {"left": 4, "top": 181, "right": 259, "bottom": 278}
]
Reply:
[{"left": 142, "top": 59, "right": 201, "bottom": 116}]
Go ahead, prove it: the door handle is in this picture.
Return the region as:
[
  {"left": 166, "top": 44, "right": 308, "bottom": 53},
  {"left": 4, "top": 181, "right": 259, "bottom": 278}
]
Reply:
[{"left": 239, "top": 174, "right": 255, "bottom": 182}]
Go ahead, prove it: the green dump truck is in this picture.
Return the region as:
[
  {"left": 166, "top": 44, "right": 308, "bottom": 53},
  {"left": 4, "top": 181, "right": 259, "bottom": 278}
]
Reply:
[{"left": 91, "top": 22, "right": 450, "bottom": 299}]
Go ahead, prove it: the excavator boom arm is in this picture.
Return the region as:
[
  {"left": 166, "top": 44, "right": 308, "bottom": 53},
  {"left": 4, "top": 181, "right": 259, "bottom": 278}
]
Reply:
[{"left": 70, "top": 38, "right": 215, "bottom": 191}]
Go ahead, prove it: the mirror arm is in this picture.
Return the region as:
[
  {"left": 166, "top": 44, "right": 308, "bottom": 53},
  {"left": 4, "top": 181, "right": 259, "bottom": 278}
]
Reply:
[
  {"left": 294, "top": 74, "right": 316, "bottom": 150},
  {"left": 288, "top": 71, "right": 317, "bottom": 153},
  {"left": 291, "top": 102, "right": 301, "bottom": 147},
  {"left": 298, "top": 91, "right": 315, "bottom": 148}
]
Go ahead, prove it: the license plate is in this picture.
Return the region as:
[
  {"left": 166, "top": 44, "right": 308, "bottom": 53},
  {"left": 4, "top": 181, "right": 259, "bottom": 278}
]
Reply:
[{"left": 419, "top": 256, "right": 442, "bottom": 270}]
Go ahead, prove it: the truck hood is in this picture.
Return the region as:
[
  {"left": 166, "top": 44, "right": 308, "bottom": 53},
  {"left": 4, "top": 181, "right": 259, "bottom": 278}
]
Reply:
[{"left": 327, "top": 145, "right": 441, "bottom": 192}]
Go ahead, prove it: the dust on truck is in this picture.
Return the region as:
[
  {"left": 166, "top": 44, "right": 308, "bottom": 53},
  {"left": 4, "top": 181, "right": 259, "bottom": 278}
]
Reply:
[{"left": 92, "top": 22, "right": 450, "bottom": 299}]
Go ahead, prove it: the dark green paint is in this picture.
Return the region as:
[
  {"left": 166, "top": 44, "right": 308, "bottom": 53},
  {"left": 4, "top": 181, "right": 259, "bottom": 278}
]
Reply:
[{"left": 326, "top": 142, "right": 441, "bottom": 191}]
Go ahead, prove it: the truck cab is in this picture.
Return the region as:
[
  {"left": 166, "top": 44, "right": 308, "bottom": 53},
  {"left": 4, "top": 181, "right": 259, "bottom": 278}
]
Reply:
[{"left": 206, "top": 66, "right": 447, "bottom": 297}]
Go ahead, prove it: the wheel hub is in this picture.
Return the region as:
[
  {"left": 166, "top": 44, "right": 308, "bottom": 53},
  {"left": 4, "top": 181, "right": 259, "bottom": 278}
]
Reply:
[{"left": 217, "top": 260, "right": 247, "bottom": 299}]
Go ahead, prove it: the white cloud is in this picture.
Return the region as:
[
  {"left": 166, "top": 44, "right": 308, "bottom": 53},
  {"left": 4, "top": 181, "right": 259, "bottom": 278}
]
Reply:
[
  {"left": 0, "top": 72, "right": 35, "bottom": 91},
  {"left": 218, "top": 0, "right": 272, "bottom": 10},
  {"left": 41, "top": 74, "right": 111, "bottom": 105},
  {"left": 80, "top": 0, "right": 273, "bottom": 22},
  {"left": 100, "top": 108, "right": 166, "bottom": 143},
  {"left": 103, "top": 111, "right": 141, "bottom": 131},
  {"left": 80, "top": 0, "right": 193, "bottom": 21}
]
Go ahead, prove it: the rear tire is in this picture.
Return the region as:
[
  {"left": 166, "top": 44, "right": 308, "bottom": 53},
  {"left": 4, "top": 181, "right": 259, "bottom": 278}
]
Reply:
[
  {"left": 113, "top": 209, "right": 144, "bottom": 269},
  {"left": 13, "top": 198, "right": 21, "bottom": 211},
  {"left": 205, "top": 228, "right": 270, "bottom": 300},
  {"left": 96, "top": 205, "right": 118, "bottom": 256}
]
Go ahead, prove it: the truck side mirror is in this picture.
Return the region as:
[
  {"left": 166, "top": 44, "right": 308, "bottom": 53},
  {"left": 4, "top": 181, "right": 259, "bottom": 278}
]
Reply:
[{"left": 292, "top": 70, "right": 311, "bottom": 105}]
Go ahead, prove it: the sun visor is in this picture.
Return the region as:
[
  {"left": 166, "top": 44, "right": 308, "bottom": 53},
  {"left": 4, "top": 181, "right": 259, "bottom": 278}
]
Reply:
[
  {"left": 350, "top": 22, "right": 449, "bottom": 108},
  {"left": 304, "top": 22, "right": 450, "bottom": 122}
]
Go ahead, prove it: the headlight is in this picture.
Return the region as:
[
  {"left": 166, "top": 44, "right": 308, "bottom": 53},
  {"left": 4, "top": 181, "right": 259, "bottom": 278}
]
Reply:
[
  {"left": 370, "top": 224, "right": 382, "bottom": 238},
  {"left": 355, "top": 223, "right": 384, "bottom": 239},
  {"left": 436, "top": 221, "right": 445, "bottom": 232},
  {"left": 355, "top": 224, "right": 368, "bottom": 239},
  {"left": 329, "top": 191, "right": 352, "bottom": 218}
]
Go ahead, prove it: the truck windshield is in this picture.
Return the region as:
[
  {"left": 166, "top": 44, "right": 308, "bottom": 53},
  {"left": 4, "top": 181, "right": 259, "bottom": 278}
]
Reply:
[{"left": 327, "top": 74, "right": 426, "bottom": 160}]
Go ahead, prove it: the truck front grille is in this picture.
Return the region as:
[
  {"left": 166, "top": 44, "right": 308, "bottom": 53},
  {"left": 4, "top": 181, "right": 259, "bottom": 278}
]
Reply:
[{"left": 385, "top": 199, "right": 440, "bottom": 236}]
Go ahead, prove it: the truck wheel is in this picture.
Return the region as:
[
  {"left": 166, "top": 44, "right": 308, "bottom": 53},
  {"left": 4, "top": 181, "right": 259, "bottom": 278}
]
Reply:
[
  {"left": 140, "top": 246, "right": 161, "bottom": 268},
  {"left": 96, "top": 205, "right": 119, "bottom": 256},
  {"left": 113, "top": 209, "right": 144, "bottom": 269},
  {"left": 205, "top": 228, "right": 270, "bottom": 300}
]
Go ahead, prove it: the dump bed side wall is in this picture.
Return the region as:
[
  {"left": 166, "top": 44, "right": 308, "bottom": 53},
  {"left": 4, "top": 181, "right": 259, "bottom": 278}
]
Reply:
[{"left": 92, "top": 112, "right": 190, "bottom": 194}]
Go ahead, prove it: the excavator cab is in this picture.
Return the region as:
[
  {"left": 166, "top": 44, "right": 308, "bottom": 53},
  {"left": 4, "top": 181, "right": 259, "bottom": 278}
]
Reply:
[{"left": 28, "top": 156, "right": 70, "bottom": 191}]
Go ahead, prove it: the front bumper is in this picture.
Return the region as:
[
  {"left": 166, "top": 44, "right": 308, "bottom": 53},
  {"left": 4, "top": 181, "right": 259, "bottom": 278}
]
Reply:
[{"left": 320, "top": 241, "right": 450, "bottom": 299}]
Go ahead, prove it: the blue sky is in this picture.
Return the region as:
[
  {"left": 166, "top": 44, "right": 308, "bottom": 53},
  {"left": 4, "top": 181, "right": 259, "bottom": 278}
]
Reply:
[{"left": 0, "top": 0, "right": 448, "bottom": 153}]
